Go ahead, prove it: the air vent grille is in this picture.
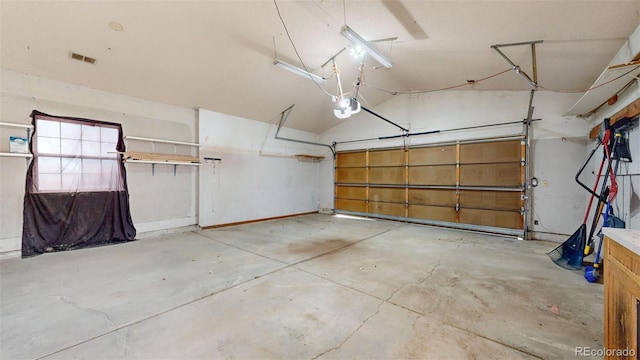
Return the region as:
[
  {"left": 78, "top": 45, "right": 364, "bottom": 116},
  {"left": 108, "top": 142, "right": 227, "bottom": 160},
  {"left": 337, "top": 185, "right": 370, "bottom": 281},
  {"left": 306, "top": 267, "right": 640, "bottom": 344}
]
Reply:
[{"left": 69, "top": 52, "right": 97, "bottom": 64}]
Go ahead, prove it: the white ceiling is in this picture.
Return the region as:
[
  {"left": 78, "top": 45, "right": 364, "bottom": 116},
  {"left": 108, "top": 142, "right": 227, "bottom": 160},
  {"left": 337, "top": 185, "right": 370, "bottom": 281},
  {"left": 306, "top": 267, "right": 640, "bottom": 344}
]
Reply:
[{"left": 2, "top": 1, "right": 639, "bottom": 133}]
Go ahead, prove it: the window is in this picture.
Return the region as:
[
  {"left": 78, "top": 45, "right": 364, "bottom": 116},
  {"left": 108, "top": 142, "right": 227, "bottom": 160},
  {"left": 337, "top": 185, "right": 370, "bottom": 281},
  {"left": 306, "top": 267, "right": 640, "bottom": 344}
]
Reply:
[
  {"left": 32, "top": 115, "right": 122, "bottom": 192},
  {"left": 23, "top": 110, "right": 136, "bottom": 257}
]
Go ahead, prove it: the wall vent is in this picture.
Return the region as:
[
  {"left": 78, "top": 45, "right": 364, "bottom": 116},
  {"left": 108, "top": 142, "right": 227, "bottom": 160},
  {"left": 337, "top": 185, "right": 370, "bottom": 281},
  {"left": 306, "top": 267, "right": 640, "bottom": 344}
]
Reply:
[{"left": 69, "top": 52, "right": 96, "bottom": 64}]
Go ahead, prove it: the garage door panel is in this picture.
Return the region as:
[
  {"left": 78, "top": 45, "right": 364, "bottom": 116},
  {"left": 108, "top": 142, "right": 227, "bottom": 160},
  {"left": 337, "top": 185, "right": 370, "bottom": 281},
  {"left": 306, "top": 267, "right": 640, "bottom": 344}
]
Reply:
[
  {"left": 459, "top": 190, "right": 522, "bottom": 211},
  {"left": 409, "top": 146, "right": 456, "bottom": 165},
  {"left": 369, "top": 202, "right": 405, "bottom": 217},
  {"left": 459, "top": 208, "right": 522, "bottom": 229},
  {"left": 409, "top": 165, "right": 456, "bottom": 185},
  {"left": 369, "top": 149, "right": 404, "bottom": 167},
  {"left": 460, "top": 140, "right": 521, "bottom": 164},
  {"left": 459, "top": 163, "right": 521, "bottom": 187},
  {"left": 369, "top": 187, "right": 405, "bottom": 203},
  {"left": 335, "top": 199, "right": 366, "bottom": 212},
  {"left": 335, "top": 186, "right": 366, "bottom": 200},
  {"left": 408, "top": 189, "right": 456, "bottom": 206},
  {"left": 336, "top": 136, "right": 526, "bottom": 234},
  {"left": 336, "top": 152, "right": 366, "bottom": 167},
  {"left": 336, "top": 168, "right": 366, "bottom": 184},
  {"left": 369, "top": 167, "right": 405, "bottom": 185},
  {"left": 408, "top": 205, "right": 456, "bottom": 222}
]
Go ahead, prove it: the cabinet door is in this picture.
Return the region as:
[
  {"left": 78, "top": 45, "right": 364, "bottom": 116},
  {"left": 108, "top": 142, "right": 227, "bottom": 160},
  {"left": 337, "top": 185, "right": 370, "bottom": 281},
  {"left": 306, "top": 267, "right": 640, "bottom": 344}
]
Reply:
[{"left": 604, "top": 237, "right": 639, "bottom": 359}]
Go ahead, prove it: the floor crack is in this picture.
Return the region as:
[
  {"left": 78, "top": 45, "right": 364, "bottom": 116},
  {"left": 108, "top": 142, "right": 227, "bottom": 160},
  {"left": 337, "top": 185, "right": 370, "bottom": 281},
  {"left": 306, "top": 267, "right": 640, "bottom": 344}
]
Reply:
[
  {"left": 311, "top": 242, "right": 462, "bottom": 359},
  {"left": 59, "top": 295, "right": 116, "bottom": 327},
  {"left": 388, "top": 242, "right": 461, "bottom": 304},
  {"left": 311, "top": 300, "right": 384, "bottom": 360}
]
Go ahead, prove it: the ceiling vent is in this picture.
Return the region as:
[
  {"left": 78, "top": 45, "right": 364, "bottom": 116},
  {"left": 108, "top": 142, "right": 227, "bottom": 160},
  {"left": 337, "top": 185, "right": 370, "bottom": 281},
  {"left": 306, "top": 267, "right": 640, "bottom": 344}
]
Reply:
[{"left": 69, "top": 52, "right": 96, "bottom": 64}]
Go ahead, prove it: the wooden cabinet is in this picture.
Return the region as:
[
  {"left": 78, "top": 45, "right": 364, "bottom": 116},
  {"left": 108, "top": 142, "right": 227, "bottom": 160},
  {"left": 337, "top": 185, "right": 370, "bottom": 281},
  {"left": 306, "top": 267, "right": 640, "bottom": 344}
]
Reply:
[{"left": 604, "top": 228, "right": 640, "bottom": 359}]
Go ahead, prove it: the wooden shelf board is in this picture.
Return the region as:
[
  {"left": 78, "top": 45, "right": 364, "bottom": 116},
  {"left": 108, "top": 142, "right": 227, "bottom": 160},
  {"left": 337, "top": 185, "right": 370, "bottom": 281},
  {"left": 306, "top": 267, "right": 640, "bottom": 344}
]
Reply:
[
  {"left": 121, "top": 151, "right": 199, "bottom": 163},
  {"left": 123, "top": 159, "right": 201, "bottom": 166},
  {"left": 124, "top": 136, "right": 201, "bottom": 147},
  {"left": 588, "top": 98, "right": 640, "bottom": 139},
  {"left": 565, "top": 60, "right": 640, "bottom": 116},
  {"left": 294, "top": 154, "right": 325, "bottom": 160}
]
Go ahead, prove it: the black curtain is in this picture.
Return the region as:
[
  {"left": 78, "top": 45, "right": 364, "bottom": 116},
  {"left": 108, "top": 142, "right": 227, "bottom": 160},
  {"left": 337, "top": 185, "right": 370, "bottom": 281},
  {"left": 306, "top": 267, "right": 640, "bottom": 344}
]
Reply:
[{"left": 22, "top": 110, "right": 136, "bottom": 257}]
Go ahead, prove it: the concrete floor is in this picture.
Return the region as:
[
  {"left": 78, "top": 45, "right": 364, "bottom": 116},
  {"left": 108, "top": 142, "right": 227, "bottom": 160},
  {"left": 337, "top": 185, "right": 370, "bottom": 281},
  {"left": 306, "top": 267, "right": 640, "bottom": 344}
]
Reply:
[{"left": 1, "top": 214, "right": 603, "bottom": 359}]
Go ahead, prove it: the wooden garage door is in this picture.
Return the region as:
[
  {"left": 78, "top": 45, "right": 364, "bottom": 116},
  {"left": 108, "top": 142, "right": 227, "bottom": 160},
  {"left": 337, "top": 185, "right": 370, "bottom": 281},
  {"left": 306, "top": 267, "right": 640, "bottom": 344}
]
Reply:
[
  {"left": 335, "top": 151, "right": 366, "bottom": 212},
  {"left": 335, "top": 139, "right": 525, "bottom": 234}
]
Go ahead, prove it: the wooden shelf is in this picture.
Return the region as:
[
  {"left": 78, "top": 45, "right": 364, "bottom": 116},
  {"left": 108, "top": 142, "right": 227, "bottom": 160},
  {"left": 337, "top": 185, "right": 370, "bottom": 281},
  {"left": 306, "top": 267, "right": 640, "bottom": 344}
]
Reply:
[
  {"left": 120, "top": 151, "right": 199, "bottom": 163},
  {"left": 122, "top": 136, "right": 203, "bottom": 175},
  {"left": 588, "top": 98, "right": 640, "bottom": 139},
  {"left": 295, "top": 154, "right": 325, "bottom": 162},
  {"left": 123, "top": 159, "right": 201, "bottom": 166},
  {"left": 124, "top": 136, "right": 201, "bottom": 147}
]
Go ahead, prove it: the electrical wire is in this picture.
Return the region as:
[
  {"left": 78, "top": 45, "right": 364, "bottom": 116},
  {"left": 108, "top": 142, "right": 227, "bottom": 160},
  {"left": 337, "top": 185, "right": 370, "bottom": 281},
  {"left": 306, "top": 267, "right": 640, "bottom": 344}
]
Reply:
[
  {"left": 363, "top": 67, "right": 513, "bottom": 95},
  {"left": 362, "top": 63, "right": 639, "bottom": 96},
  {"left": 311, "top": 0, "right": 341, "bottom": 26},
  {"left": 273, "top": 0, "right": 334, "bottom": 98},
  {"left": 533, "top": 65, "right": 640, "bottom": 93}
]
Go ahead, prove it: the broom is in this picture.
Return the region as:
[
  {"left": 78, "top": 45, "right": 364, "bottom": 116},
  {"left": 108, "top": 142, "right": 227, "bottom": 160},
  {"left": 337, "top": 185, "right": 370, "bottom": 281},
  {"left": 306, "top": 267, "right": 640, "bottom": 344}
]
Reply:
[
  {"left": 547, "top": 131, "right": 609, "bottom": 270},
  {"left": 585, "top": 134, "right": 623, "bottom": 282}
]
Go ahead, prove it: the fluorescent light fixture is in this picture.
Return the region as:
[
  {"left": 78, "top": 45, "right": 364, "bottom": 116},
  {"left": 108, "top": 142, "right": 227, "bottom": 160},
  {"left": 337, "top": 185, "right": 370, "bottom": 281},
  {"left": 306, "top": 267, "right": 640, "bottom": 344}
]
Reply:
[
  {"left": 340, "top": 25, "right": 392, "bottom": 68},
  {"left": 273, "top": 60, "right": 327, "bottom": 83}
]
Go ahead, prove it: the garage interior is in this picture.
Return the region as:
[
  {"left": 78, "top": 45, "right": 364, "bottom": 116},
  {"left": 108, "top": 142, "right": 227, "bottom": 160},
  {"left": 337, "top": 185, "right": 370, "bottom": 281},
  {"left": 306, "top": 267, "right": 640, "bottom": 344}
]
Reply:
[{"left": 1, "top": 1, "right": 639, "bottom": 359}]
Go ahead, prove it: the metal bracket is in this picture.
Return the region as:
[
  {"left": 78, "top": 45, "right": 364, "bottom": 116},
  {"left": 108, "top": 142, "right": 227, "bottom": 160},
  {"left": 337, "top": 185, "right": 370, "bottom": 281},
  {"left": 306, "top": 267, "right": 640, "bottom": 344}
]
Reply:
[
  {"left": 275, "top": 105, "right": 336, "bottom": 156},
  {"left": 491, "top": 40, "right": 543, "bottom": 89}
]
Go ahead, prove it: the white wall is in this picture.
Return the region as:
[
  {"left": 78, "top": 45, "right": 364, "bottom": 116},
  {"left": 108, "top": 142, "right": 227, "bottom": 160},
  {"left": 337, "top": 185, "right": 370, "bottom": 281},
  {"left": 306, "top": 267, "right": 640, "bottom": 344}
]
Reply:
[
  {"left": 319, "top": 90, "right": 590, "bottom": 241},
  {"left": 0, "top": 70, "right": 198, "bottom": 257},
  {"left": 0, "top": 71, "right": 331, "bottom": 257},
  {"left": 531, "top": 136, "right": 590, "bottom": 238},
  {"left": 198, "top": 108, "right": 327, "bottom": 227}
]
